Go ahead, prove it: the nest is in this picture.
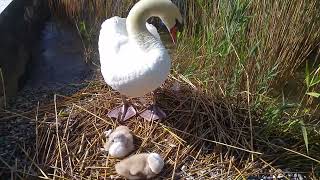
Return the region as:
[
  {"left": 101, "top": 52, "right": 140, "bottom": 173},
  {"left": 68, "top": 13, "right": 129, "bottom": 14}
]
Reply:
[
  {"left": 23, "top": 74, "right": 267, "bottom": 179},
  {"left": 0, "top": 71, "right": 279, "bottom": 178}
]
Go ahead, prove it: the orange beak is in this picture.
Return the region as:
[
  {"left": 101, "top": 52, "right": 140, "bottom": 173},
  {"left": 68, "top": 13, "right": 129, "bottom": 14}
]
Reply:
[
  {"left": 169, "top": 19, "right": 183, "bottom": 44},
  {"left": 170, "top": 26, "right": 178, "bottom": 44}
]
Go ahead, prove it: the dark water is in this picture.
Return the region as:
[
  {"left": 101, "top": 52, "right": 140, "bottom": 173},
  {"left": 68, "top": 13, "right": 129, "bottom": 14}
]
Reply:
[{"left": 25, "top": 18, "right": 91, "bottom": 90}]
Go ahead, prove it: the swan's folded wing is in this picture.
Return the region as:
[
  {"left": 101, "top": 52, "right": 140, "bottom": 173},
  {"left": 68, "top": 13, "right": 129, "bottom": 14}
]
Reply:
[
  {"left": 146, "top": 23, "right": 161, "bottom": 40},
  {"left": 99, "top": 17, "right": 160, "bottom": 57}
]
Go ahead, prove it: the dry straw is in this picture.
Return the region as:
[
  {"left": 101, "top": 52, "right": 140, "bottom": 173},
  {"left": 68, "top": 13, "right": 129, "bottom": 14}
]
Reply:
[{"left": 33, "top": 75, "right": 263, "bottom": 179}]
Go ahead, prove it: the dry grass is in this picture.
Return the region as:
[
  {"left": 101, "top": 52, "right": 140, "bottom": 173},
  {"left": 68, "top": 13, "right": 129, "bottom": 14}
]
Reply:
[
  {"left": 175, "top": 0, "right": 320, "bottom": 96},
  {"left": 1, "top": 74, "right": 315, "bottom": 179},
  {"left": 48, "top": 0, "right": 137, "bottom": 21}
]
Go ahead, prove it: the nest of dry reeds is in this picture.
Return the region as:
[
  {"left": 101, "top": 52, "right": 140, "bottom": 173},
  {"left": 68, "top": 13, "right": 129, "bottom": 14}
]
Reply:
[{"left": 26, "top": 73, "right": 270, "bottom": 179}]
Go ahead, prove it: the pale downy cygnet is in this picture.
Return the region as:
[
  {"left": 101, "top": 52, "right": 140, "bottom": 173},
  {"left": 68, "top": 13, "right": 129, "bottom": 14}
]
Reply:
[
  {"left": 115, "top": 153, "right": 164, "bottom": 180},
  {"left": 103, "top": 126, "right": 134, "bottom": 158}
]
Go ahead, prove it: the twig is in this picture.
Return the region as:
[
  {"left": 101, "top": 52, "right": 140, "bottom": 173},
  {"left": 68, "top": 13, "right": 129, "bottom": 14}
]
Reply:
[
  {"left": 0, "top": 67, "right": 6, "bottom": 108},
  {"left": 171, "top": 144, "right": 181, "bottom": 180},
  {"left": 164, "top": 125, "right": 262, "bottom": 155},
  {"left": 54, "top": 94, "right": 64, "bottom": 173},
  {"left": 17, "top": 144, "right": 49, "bottom": 179}
]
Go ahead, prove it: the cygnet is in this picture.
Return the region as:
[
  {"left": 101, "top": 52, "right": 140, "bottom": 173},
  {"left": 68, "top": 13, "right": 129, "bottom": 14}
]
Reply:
[
  {"left": 103, "top": 126, "right": 134, "bottom": 158},
  {"left": 115, "top": 153, "right": 164, "bottom": 179}
]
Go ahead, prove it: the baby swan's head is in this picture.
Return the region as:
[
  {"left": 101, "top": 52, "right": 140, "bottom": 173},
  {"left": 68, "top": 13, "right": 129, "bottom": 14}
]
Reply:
[
  {"left": 103, "top": 126, "right": 134, "bottom": 158},
  {"left": 115, "top": 153, "right": 164, "bottom": 179}
]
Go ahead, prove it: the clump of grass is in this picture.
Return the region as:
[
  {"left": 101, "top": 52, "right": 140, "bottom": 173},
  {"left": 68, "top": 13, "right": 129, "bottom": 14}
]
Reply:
[
  {"left": 176, "top": 0, "right": 320, "bottom": 96},
  {"left": 48, "top": 0, "right": 138, "bottom": 26},
  {"left": 172, "top": 0, "right": 320, "bottom": 176}
]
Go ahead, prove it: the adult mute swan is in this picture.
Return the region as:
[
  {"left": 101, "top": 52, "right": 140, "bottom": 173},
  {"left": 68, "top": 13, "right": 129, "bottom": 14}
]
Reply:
[{"left": 98, "top": 0, "right": 183, "bottom": 122}]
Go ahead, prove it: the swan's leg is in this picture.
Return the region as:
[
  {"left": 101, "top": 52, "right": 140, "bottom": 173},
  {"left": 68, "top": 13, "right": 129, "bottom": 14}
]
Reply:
[
  {"left": 139, "top": 93, "right": 166, "bottom": 121},
  {"left": 108, "top": 95, "right": 136, "bottom": 122}
]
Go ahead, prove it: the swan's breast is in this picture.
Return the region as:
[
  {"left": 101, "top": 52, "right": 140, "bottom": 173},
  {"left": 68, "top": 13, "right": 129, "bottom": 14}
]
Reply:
[
  {"left": 102, "top": 48, "right": 171, "bottom": 97},
  {"left": 98, "top": 17, "right": 170, "bottom": 97}
]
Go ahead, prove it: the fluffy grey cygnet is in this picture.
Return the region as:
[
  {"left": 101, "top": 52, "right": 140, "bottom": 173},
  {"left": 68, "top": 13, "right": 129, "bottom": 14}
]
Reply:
[
  {"left": 115, "top": 153, "right": 164, "bottom": 179},
  {"left": 103, "top": 126, "right": 134, "bottom": 158}
]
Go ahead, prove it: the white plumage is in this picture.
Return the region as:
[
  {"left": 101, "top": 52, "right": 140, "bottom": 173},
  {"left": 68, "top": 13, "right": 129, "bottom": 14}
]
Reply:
[
  {"left": 98, "top": 17, "right": 170, "bottom": 98},
  {"left": 98, "top": 0, "right": 183, "bottom": 122}
]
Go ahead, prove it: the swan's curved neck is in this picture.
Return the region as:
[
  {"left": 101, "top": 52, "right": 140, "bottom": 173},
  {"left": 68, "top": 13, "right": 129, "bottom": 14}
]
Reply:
[{"left": 126, "top": 1, "right": 164, "bottom": 50}]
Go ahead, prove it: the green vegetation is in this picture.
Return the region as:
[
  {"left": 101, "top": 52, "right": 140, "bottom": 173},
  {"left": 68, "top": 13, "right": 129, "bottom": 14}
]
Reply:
[
  {"left": 47, "top": 0, "right": 320, "bottom": 178},
  {"left": 177, "top": 0, "right": 320, "bottom": 168}
]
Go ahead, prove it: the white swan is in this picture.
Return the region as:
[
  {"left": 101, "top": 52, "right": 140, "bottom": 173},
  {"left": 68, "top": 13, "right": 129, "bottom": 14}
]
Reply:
[{"left": 98, "top": 0, "right": 183, "bottom": 122}]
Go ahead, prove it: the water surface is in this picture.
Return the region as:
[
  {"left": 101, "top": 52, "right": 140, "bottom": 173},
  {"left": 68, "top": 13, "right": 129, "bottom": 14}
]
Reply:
[{"left": 24, "top": 18, "right": 91, "bottom": 92}]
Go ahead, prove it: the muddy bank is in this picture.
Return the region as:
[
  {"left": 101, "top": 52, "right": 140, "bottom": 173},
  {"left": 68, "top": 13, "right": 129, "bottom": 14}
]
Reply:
[
  {"left": 0, "top": 18, "right": 94, "bottom": 177},
  {"left": 0, "top": 0, "right": 49, "bottom": 106}
]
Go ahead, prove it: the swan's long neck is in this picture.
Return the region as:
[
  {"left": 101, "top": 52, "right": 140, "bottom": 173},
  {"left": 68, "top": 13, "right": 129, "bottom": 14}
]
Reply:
[{"left": 126, "top": 1, "right": 164, "bottom": 50}]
